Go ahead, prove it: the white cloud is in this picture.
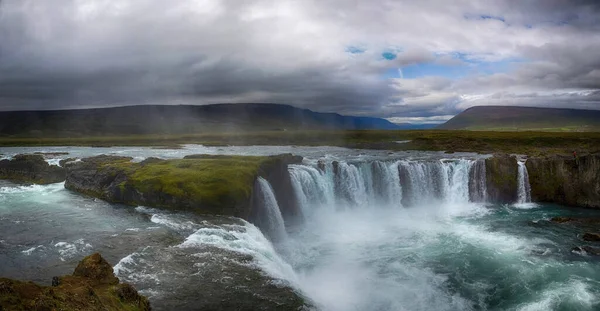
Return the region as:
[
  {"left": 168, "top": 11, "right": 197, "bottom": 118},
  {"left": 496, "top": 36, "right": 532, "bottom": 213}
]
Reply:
[{"left": 0, "top": 0, "right": 598, "bottom": 118}]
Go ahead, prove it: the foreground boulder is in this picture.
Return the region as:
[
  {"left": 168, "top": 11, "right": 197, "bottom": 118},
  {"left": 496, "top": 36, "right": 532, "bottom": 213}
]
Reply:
[
  {"left": 64, "top": 154, "right": 302, "bottom": 219},
  {"left": 0, "top": 154, "right": 66, "bottom": 184},
  {"left": 0, "top": 253, "right": 150, "bottom": 311},
  {"left": 485, "top": 154, "right": 519, "bottom": 204},
  {"left": 526, "top": 154, "right": 600, "bottom": 208}
]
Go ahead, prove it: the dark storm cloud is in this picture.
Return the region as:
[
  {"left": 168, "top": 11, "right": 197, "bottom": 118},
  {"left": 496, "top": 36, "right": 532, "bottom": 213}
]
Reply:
[{"left": 0, "top": 0, "right": 599, "bottom": 120}]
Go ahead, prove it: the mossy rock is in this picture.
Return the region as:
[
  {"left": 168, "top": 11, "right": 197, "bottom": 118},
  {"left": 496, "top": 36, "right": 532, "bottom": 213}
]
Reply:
[
  {"left": 65, "top": 154, "right": 302, "bottom": 218},
  {"left": 0, "top": 154, "right": 66, "bottom": 184},
  {"left": 0, "top": 253, "right": 150, "bottom": 311}
]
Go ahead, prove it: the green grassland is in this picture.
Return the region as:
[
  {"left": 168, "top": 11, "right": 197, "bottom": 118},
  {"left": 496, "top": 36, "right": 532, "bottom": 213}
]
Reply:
[{"left": 1, "top": 130, "right": 599, "bottom": 156}]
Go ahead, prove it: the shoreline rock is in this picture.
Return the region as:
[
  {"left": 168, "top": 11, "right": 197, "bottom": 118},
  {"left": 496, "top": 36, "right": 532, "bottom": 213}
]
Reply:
[
  {"left": 0, "top": 253, "right": 150, "bottom": 311},
  {"left": 0, "top": 154, "right": 66, "bottom": 184}
]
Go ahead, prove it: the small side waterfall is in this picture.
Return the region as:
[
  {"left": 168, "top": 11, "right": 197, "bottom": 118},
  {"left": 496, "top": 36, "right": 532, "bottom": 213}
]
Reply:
[
  {"left": 255, "top": 177, "right": 288, "bottom": 242},
  {"left": 517, "top": 161, "right": 532, "bottom": 203}
]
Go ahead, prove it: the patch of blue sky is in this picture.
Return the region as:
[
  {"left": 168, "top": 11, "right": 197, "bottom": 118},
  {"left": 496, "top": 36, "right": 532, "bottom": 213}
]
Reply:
[
  {"left": 382, "top": 52, "right": 397, "bottom": 60},
  {"left": 345, "top": 46, "right": 366, "bottom": 54},
  {"left": 382, "top": 55, "right": 526, "bottom": 80}
]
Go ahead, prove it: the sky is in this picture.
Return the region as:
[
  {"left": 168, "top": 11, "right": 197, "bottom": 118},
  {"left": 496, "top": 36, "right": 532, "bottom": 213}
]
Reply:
[{"left": 0, "top": 0, "right": 599, "bottom": 124}]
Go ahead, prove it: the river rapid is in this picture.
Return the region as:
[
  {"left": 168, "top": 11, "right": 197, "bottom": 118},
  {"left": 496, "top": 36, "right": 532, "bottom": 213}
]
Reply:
[{"left": 1, "top": 145, "right": 599, "bottom": 311}]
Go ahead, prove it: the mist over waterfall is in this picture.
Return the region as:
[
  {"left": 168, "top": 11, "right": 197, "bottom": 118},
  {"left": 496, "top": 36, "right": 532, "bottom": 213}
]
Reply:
[
  {"left": 254, "top": 177, "right": 288, "bottom": 242},
  {"left": 517, "top": 161, "right": 532, "bottom": 203}
]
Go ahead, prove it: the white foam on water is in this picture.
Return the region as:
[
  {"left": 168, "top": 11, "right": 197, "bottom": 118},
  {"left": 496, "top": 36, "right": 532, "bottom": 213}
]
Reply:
[
  {"left": 513, "top": 202, "right": 540, "bottom": 209},
  {"left": 114, "top": 252, "right": 139, "bottom": 276},
  {"left": 136, "top": 206, "right": 197, "bottom": 232},
  {"left": 22, "top": 245, "right": 45, "bottom": 255},
  {"left": 0, "top": 182, "right": 64, "bottom": 195},
  {"left": 516, "top": 279, "right": 598, "bottom": 311},
  {"left": 179, "top": 221, "right": 298, "bottom": 286},
  {"left": 54, "top": 239, "right": 92, "bottom": 261}
]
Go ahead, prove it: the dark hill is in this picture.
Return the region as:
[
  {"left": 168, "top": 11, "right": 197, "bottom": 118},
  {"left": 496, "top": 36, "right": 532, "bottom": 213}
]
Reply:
[
  {"left": 438, "top": 106, "right": 600, "bottom": 131},
  {"left": 0, "top": 104, "right": 399, "bottom": 137}
]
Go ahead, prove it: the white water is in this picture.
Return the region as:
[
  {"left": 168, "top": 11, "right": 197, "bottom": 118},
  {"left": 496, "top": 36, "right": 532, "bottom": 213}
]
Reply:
[
  {"left": 255, "top": 177, "right": 288, "bottom": 242},
  {"left": 469, "top": 159, "right": 488, "bottom": 202},
  {"left": 518, "top": 161, "right": 532, "bottom": 204}
]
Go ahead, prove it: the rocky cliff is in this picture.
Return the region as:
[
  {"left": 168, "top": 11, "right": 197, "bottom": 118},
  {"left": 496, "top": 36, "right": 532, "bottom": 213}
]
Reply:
[
  {"left": 485, "top": 154, "right": 519, "bottom": 204},
  {"left": 526, "top": 154, "right": 600, "bottom": 208},
  {"left": 64, "top": 154, "right": 302, "bottom": 219},
  {"left": 0, "top": 253, "right": 150, "bottom": 311},
  {"left": 0, "top": 154, "right": 65, "bottom": 184}
]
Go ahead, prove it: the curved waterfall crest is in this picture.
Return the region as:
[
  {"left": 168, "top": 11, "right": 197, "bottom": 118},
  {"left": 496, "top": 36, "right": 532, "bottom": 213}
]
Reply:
[{"left": 286, "top": 158, "right": 504, "bottom": 218}]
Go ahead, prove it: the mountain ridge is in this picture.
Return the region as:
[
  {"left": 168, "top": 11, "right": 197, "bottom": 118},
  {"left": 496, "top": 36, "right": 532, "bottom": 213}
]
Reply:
[
  {"left": 0, "top": 103, "right": 399, "bottom": 137},
  {"left": 438, "top": 106, "right": 600, "bottom": 131}
]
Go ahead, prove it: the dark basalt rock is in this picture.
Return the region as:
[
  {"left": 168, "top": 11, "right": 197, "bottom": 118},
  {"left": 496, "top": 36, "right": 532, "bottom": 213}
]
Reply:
[
  {"left": 59, "top": 158, "right": 78, "bottom": 167},
  {"left": 550, "top": 217, "right": 600, "bottom": 225},
  {"left": 485, "top": 154, "right": 519, "bottom": 204},
  {"left": 0, "top": 253, "right": 150, "bottom": 311},
  {"left": 526, "top": 154, "right": 600, "bottom": 208},
  {"left": 64, "top": 155, "right": 133, "bottom": 202},
  {"left": 0, "top": 154, "right": 66, "bottom": 184},
  {"left": 583, "top": 233, "right": 600, "bottom": 242}
]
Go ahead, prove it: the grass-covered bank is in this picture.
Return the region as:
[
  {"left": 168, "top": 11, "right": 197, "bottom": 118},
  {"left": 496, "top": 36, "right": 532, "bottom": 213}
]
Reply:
[
  {"left": 2, "top": 130, "right": 600, "bottom": 156},
  {"left": 64, "top": 154, "right": 302, "bottom": 217}
]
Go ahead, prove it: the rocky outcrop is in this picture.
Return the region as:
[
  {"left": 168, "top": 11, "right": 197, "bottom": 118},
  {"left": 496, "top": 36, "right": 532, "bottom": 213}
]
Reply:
[
  {"left": 485, "top": 154, "right": 519, "bottom": 204},
  {"left": 0, "top": 253, "right": 150, "bottom": 311},
  {"left": 0, "top": 154, "right": 66, "bottom": 184},
  {"left": 582, "top": 233, "right": 600, "bottom": 242},
  {"left": 526, "top": 154, "right": 600, "bottom": 208},
  {"left": 65, "top": 154, "right": 302, "bottom": 219}
]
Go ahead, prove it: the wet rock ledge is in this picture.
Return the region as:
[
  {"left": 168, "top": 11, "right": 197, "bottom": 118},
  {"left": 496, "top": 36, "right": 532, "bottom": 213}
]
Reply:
[
  {"left": 0, "top": 253, "right": 150, "bottom": 311},
  {"left": 64, "top": 154, "right": 302, "bottom": 220},
  {"left": 0, "top": 154, "right": 65, "bottom": 184}
]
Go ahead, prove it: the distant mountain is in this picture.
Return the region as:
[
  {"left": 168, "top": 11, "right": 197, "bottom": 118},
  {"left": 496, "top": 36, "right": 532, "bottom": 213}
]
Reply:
[
  {"left": 438, "top": 106, "right": 600, "bottom": 131},
  {"left": 0, "top": 104, "right": 399, "bottom": 137}
]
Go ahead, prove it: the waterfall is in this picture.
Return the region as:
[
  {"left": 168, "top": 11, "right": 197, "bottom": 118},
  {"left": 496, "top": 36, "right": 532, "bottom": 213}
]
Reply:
[
  {"left": 397, "top": 159, "right": 473, "bottom": 206},
  {"left": 468, "top": 159, "right": 488, "bottom": 203},
  {"left": 255, "top": 177, "right": 288, "bottom": 242},
  {"left": 517, "top": 161, "right": 532, "bottom": 203},
  {"left": 288, "top": 165, "right": 335, "bottom": 215},
  {"left": 287, "top": 159, "right": 480, "bottom": 216}
]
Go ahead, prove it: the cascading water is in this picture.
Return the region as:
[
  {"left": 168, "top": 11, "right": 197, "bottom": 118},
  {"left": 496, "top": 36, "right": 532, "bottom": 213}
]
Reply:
[
  {"left": 254, "top": 177, "right": 288, "bottom": 242},
  {"left": 468, "top": 159, "right": 488, "bottom": 203},
  {"left": 288, "top": 159, "right": 477, "bottom": 214},
  {"left": 517, "top": 161, "right": 532, "bottom": 203}
]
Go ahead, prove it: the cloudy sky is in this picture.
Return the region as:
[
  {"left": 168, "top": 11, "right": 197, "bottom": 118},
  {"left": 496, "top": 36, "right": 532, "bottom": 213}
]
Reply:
[{"left": 1, "top": 0, "right": 599, "bottom": 124}]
